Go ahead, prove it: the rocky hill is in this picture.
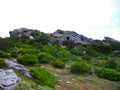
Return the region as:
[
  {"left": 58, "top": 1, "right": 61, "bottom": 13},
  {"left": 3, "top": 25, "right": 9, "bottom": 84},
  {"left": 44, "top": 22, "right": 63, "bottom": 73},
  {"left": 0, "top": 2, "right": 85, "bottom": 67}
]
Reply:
[
  {"left": 49, "top": 29, "right": 93, "bottom": 44},
  {"left": 9, "top": 28, "right": 93, "bottom": 44}
]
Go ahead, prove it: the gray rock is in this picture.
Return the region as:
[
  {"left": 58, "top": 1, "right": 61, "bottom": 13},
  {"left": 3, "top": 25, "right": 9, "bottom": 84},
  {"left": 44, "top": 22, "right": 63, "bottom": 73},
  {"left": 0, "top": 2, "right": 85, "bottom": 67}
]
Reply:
[
  {"left": 5, "top": 59, "right": 32, "bottom": 78},
  {"left": 66, "top": 81, "right": 72, "bottom": 85},
  {"left": 49, "top": 29, "right": 93, "bottom": 44},
  {"left": 0, "top": 69, "right": 19, "bottom": 90},
  {"left": 104, "top": 37, "right": 120, "bottom": 43},
  {"left": 58, "top": 79, "right": 63, "bottom": 82},
  {"left": 9, "top": 28, "right": 32, "bottom": 37}
]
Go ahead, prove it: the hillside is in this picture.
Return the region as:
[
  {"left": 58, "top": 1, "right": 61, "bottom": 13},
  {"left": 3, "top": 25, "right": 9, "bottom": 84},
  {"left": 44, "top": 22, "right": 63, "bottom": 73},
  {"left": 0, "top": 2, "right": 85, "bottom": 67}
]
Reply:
[{"left": 0, "top": 28, "right": 120, "bottom": 90}]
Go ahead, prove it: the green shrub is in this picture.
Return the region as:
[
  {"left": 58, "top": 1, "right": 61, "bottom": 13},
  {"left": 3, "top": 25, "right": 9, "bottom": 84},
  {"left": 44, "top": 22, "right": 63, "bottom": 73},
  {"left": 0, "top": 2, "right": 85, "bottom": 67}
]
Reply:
[
  {"left": 41, "top": 44, "right": 61, "bottom": 56},
  {"left": 0, "top": 58, "right": 5, "bottom": 68},
  {"left": 17, "top": 54, "right": 38, "bottom": 65},
  {"left": 56, "top": 49, "right": 72, "bottom": 59},
  {"left": 20, "top": 48, "right": 40, "bottom": 55},
  {"left": 0, "top": 38, "right": 12, "bottom": 51},
  {"left": 105, "top": 60, "right": 117, "bottom": 69},
  {"left": 61, "top": 58, "right": 70, "bottom": 62},
  {"left": 36, "top": 86, "right": 53, "bottom": 90},
  {"left": 11, "top": 50, "right": 18, "bottom": 58},
  {"left": 37, "top": 53, "right": 55, "bottom": 64},
  {"left": 116, "top": 63, "right": 120, "bottom": 72},
  {"left": 62, "top": 40, "right": 78, "bottom": 49},
  {"left": 53, "top": 60, "right": 65, "bottom": 69},
  {"left": 30, "top": 67, "right": 55, "bottom": 88},
  {"left": 86, "top": 49, "right": 99, "bottom": 57},
  {"left": 96, "top": 68, "right": 120, "bottom": 81},
  {"left": 0, "top": 50, "right": 10, "bottom": 58},
  {"left": 71, "top": 48, "right": 83, "bottom": 56},
  {"left": 14, "top": 81, "right": 33, "bottom": 90},
  {"left": 90, "top": 43, "right": 112, "bottom": 54},
  {"left": 81, "top": 55, "right": 92, "bottom": 61},
  {"left": 70, "top": 62, "right": 91, "bottom": 75}
]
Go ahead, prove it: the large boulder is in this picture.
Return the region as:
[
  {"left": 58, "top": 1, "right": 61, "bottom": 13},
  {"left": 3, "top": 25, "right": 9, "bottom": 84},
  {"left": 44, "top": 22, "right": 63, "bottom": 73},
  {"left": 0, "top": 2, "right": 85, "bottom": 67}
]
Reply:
[
  {"left": 5, "top": 59, "right": 32, "bottom": 78},
  {"left": 49, "top": 29, "right": 93, "bottom": 44},
  {"left": 0, "top": 69, "right": 20, "bottom": 90},
  {"left": 9, "top": 28, "right": 32, "bottom": 37},
  {"left": 104, "top": 37, "right": 120, "bottom": 43}
]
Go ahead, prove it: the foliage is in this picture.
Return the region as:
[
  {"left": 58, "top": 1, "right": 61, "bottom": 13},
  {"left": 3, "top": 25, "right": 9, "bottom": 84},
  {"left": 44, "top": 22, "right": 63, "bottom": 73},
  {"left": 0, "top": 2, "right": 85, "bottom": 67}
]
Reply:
[
  {"left": 17, "top": 54, "right": 38, "bottom": 65},
  {"left": 20, "top": 48, "right": 40, "bottom": 55},
  {"left": 89, "top": 43, "right": 112, "bottom": 54},
  {"left": 14, "top": 81, "right": 33, "bottom": 90},
  {"left": 30, "top": 32, "right": 49, "bottom": 46},
  {"left": 61, "top": 58, "right": 70, "bottom": 62},
  {"left": 56, "top": 49, "right": 72, "bottom": 59},
  {"left": 37, "top": 53, "right": 55, "bottom": 64},
  {"left": 62, "top": 40, "right": 78, "bottom": 49},
  {"left": 0, "top": 38, "right": 12, "bottom": 51},
  {"left": 30, "top": 67, "right": 55, "bottom": 88},
  {"left": 36, "top": 86, "right": 53, "bottom": 90},
  {"left": 0, "top": 50, "right": 10, "bottom": 58},
  {"left": 86, "top": 49, "right": 99, "bottom": 57},
  {"left": 110, "top": 42, "right": 120, "bottom": 51},
  {"left": 10, "top": 50, "right": 18, "bottom": 58},
  {"left": 81, "top": 55, "right": 92, "bottom": 61},
  {"left": 70, "top": 62, "right": 91, "bottom": 75},
  {"left": 0, "top": 58, "right": 5, "bottom": 68},
  {"left": 30, "top": 30, "right": 41, "bottom": 38},
  {"left": 96, "top": 68, "right": 120, "bottom": 81},
  {"left": 53, "top": 60, "right": 65, "bottom": 69},
  {"left": 70, "top": 48, "right": 83, "bottom": 56},
  {"left": 41, "top": 44, "right": 61, "bottom": 56},
  {"left": 105, "top": 60, "right": 117, "bottom": 69}
]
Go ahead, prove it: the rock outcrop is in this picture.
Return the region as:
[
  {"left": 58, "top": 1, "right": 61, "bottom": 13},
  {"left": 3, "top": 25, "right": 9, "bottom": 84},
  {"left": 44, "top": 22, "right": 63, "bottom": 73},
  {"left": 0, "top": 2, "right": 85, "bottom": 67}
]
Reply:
[
  {"left": 5, "top": 59, "right": 32, "bottom": 78},
  {"left": 49, "top": 29, "right": 93, "bottom": 44},
  {"left": 9, "top": 28, "right": 93, "bottom": 44},
  {"left": 9, "top": 28, "right": 32, "bottom": 37},
  {"left": 0, "top": 69, "right": 19, "bottom": 90},
  {"left": 104, "top": 37, "right": 120, "bottom": 43}
]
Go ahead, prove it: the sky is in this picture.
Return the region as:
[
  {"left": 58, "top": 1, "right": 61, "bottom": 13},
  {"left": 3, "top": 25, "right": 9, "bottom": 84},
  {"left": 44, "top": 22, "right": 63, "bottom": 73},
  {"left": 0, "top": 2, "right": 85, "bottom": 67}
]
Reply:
[{"left": 0, "top": 0, "right": 120, "bottom": 40}]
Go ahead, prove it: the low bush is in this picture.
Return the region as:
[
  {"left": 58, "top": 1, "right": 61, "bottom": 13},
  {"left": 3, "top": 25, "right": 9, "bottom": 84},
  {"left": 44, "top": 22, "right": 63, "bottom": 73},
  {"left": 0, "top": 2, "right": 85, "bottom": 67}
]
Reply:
[
  {"left": 105, "top": 60, "right": 117, "bottom": 69},
  {"left": 70, "top": 62, "right": 91, "bottom": 75},
  {"left": 53, "top": 60, "right": 65, "bottom": 69},
  {"left": 14, "top": 81, "right": 33, "bottom": 90},
  {"left": 61, "top": 58, "right": 70, "bottom": 62},
  {"left": 0, "top": 50, "right": 10, "bottom": 58},
  {"left": 0, "top": 58, "right": 5, "bottom": 68},
  {"left": 30, "top": 67, "right": 55, "bottom": 88},
  {"left": 96, "top": 68, "right": 120, "bottom": 81},
  {"left": 20, "top": 48, "right": 40, "bottom": 55},
  {"left": 56, "top": 49, "right": 73, "bottom": 60},
  {"left": 10, "top": 50, "right": 18, "bottom": 58},
  {"left": 36, "top": 86, "right": 53, "bottom": 90},
  {"left": 71, "top": 48, "right": 83, "bottom": 56},
  {"left": 81, "top": 55, "right": 92, "bottom": 61},
  {"left": 37, "top": 53, "right": 55, "bottom": 64},
  {"left": 116, "top": 63, "right": 120, "bottom": 72},
  {"left": 17, "top": 54, "right": 38, "bottom": 65}
]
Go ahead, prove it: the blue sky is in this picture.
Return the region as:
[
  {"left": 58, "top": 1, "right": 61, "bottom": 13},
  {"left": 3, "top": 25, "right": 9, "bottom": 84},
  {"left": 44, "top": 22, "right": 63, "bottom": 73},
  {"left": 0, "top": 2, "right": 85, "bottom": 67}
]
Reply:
[{"left": 0, "top": 0, "right": 120, "bottom": 40}]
